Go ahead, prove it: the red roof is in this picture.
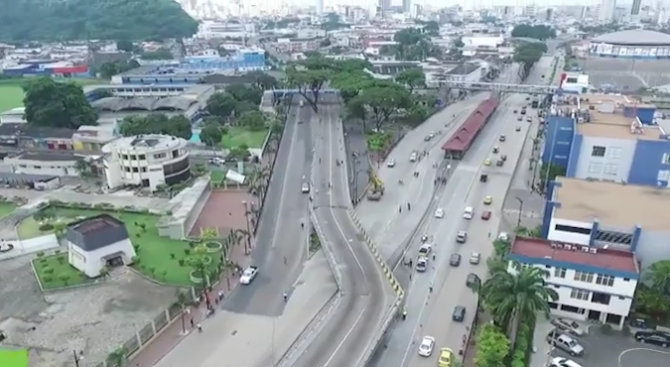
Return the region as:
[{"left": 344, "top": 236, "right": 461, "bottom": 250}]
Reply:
[
  {"left": 511, "top": 237, "right": 639, "bottom": 273},
  {"left": 442, "top": 98, "right": 498, "bottom": 152}
]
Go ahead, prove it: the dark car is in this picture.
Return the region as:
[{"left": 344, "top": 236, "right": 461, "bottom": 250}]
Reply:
[
  {"left": 449, "top": 253, "right": 461, "bottom": 266},
  {"left": 635, "top": 331, "right": 670, "bottom": 347},
  {"left": 452, "top": 305, "right": 466, "bottom": 322}
]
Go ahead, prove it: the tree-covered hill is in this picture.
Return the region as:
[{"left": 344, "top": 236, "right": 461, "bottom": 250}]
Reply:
[{"left": 0, "top": 0, "right": 198, "bottom": 42}]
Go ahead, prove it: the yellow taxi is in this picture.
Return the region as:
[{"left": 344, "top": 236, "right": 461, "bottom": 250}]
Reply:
[
  {"left": 483, "top": 159, "right": 491, "bottom": 166},
  {"left": 483, "top": 196, "right": 493, "bottom": 205},
  {"left": 438, "top": 347, "right": 454, "bottom": 367}
]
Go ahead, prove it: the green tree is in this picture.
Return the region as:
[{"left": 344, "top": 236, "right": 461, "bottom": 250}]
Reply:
[
  {"left": 393, "top": 28, "right": 439, "bottom": 61},
  {"left": 200, "top": 124, "right": 223, "bottom": 147},
  {"left": 514, "top": 42, "right": 546, "bottom": 80},
  {"left": 247, "top": 71, "right": 277, "bottom": 91},
  {"left": 237, "top": 111, "right": 267, "bottom": 131},
  {"left": 0, "top": 0, "right": 198, "bottom": 41},
  {"left": 422, "top": 21, "right": 440, "bottom": 36},
  {"left": 646, "top": 260, "right": 670, "bottom": 294},
  {"left": 285, "top": 65, "right": 330, "bottom": 112},
  {"left": 141, "top": 48, "right": 173, "bottom": 60},
  {"left": 99, "top": 59, "right": 140, "bottom": 79},
  {"left": 116, "top": 39, "right": 134, "bottom": 52},
  {"left": 511, "top": 25, "right": 556, "bottom": 40},
  {"left": 106, "top": 347, "right": 128, "bottom": 367},
  {"left": 23, "top": 78, "right": 98, "bottom": 129},
  {"left": 206, "top": 92, "right": 237, "bottom": 118},
  {"left": 404, "top": 104, "right": 430, "bottom": 126},
  {"left": 226, "top": 84, "right": 263, "bottom": 104},
  {"left": 186, "top": 244, "right": 212, "bottom": 288},
  {"left": 234, "top": 100, "right": 259, "bottom": 117},
  {"left": 119, "top": 114, "right": 192, "bottom": 140},
  {"left": 481, "top": 263, "right": 558, "bottom": 346},
  {"left": 538, "top": 163, "right": 566, "bottom": 189},
  {"left": 474, "top": 325, "right": 510, "bottom": 367},
  {"left": 395, "top": 68, "right": 426, "bottom": 94},
  {"left": 348, "top": 83, "right": 412, "bottom": 130}
]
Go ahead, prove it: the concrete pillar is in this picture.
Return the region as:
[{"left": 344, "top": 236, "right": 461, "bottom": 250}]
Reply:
[
  {"left": 589, "top": 219, "right": 599, "bottom": 246},
  {"left": 619, "top": 315, "right": 626, "bottom": 330},
  {"left": 631, "top": 225, "right": 642, "bottom": 252},
  {"left": 151, "top": 319, "right": 157, "bottom": 336}
]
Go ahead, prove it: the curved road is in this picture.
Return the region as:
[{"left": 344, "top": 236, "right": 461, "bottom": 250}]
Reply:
[
  {"left": 363, "top": 58, "right": 557, "bottom": 367},
  {"left": 287, "top": 99, "right": 395, "bottom": 367}
]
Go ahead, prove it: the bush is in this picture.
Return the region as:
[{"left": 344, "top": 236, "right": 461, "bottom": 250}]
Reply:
[
  {"left": 42, "top": 275, "right": 53, "bottom": 283},
  {"left": 131, "top": 256, "right": 140, "bottom": 265},
  {"left": 38, "top": 224, "right": 54, "bottom": 231},
  {"left": 36, "top": 251, "right": 44, "bottom": 257},
  {"left": 54, "top": 249, "right": 61, "bottom": 254},
  {"left": 178, "top": 259, "right": 185, "bottom": 266},
  {"left": 601, "top": 323, "right": 613, "bottom": 334},
  {"left": 43, "top": 267, "right": 54, "bottom": 274}
]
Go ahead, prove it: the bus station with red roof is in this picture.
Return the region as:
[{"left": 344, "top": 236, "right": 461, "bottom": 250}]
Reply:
[{"left": 442, "top": 97, "right": 498, "bottom": 159}]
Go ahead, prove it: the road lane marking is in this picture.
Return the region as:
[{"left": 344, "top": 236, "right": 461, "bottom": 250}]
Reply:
[{"left": 618, "top": 348, "right": 670, "bottom": 367}]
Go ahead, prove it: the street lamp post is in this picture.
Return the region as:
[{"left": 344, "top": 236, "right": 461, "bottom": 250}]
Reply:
[
  {"left": 242, "top": 201, "right": 252, "bottom": 254},
  {"left": 515, "top": 196, "right": 524, "bottom": 229}
]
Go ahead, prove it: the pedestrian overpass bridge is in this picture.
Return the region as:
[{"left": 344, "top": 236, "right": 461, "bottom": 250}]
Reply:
[{"left": 266, "top": 82, "right": 558, "bottom": 97}]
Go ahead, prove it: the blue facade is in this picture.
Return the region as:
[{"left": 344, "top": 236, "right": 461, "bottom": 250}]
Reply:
[
  {"left": 628, "top": 138, "right": 670, "bottom": 186},
  {"left": 623, "top": 106, "right": 656, "bottom": 124},
  {"left": 541, "top": 181, "right": 560, "bottom": 238},
  {"left": 542, "top": 116, "right": 575, "bottom": 168},
  {"left": 566, "top": 133, "right": 582, "bottom": 177}
]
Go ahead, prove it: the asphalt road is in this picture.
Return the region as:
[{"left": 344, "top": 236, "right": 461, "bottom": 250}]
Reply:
[
  {"left": 222, "top": 96, "right": 314, "bottom": 316},
  {"left": 289, "top": 98, "right": 395, "bottom": 367},
  {"left": 363, "top": 58, "right": 558, "bottom": 367}
]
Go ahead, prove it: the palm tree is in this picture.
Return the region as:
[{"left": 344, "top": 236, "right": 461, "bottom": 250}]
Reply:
[
  {"left": 106, "top": 347, "right": 127, "bottom": 367},
  {"left": 480, "top": 262, "right": 558, "bottom": 348},
  {"left": 235, "top": 228, "right": 250, "bottom": 253}
]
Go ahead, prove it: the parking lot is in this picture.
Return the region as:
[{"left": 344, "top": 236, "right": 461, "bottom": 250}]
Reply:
[{"left": 531, "top": 319, "right": 670, "bottom": 367}]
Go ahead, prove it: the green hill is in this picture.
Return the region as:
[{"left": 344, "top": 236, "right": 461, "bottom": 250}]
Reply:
[{"left": 0, "top": 0, "right": 198, "bottom": 41}]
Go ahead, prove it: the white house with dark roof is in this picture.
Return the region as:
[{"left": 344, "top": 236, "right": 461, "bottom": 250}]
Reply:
[{"left": 66, "top": 214, "right": 136, "bottom": 278}]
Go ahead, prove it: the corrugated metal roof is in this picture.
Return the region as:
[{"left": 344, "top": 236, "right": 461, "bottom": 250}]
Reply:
[
  {"left": 592, "top": 30, "right": 670, "bottom": 45},
  {"left": 441, "top": 98, "right": 498, "bottom": 152}
]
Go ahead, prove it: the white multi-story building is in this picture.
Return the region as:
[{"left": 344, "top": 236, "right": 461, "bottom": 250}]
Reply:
[
  {"left": 508, "top": 237, "right": 639, "bottom": 328},
  {"left": 102, "top": 135, "right": 190, "bottom": 192}
]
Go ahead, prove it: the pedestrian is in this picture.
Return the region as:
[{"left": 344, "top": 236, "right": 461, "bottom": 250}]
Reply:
[
  {"left": 407, "top": 202, "right": 411, "bottom": 211},
  {"left": 409, "top": 259, "right": 413, "bottom": 268},
  {"left": 402, "top": 308, "right": 407, "bottom": 320},
  {"left": 399, "top": 206, "right": 402, "bottom": 213},
  {"left": 197, "top": 323, "right": 202, "bottom": 333},
  {"left": 429, "top": 282, "right": 433, "bottom": 293},
  {"left": 218, "top": 291, "right": 223, "bottom": 301},
  {"left": 284, "top": 256, "right": 288, "bottom": 265},
  {"left": 283, "top": 291, "right": 288, "bottom": 302},
  {"left": 190, "top": 318, "right": 195, "bottom": 328},
  {"left": 432, "top": 253, "right": 436, "bottom": 261}
]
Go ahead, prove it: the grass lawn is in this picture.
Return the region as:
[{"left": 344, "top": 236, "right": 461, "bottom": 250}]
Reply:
[
  {"left": 220, "top": 126, "right": 269, "bottom": 149},
  {"left": 0, "top": 78, "right": 106, "bottom": 112},
  {"left": 0, "top": 350, "right": 28, "bottom": 367},
  {"left": 210, "top": 170, "right": 225, "bottom": 184},
  {"left": 0, "top": 202, "right": 17, "bottom": 219},
  {"left": 19, "top": 207, "right": 221, "bottom": 286},
  {"left": 32, "top": 252, "right": 89, "bottom": 290}
]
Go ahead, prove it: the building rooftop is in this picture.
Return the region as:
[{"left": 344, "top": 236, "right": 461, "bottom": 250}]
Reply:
[
  {"left": 510, "top": 237, "right": 639, "bottom": 274},
  {"left": 0, "top": 123, "right": 75, "bottom": 140},
  {"left": 12, "top": 152, "right": 79, "bottom": 162},
  {"left": 66, "top": 214, "right": 130, "bottom": 252},
  {"left": 592, "top": 30, "right": 670, "bottom": 46},
  {"left": 554, "top": 177, "right": 670, "bottom": 231},
  {"left": 575, "top": 94, "right": 662, "bottom": 141},
  {"left": 102, "top": 134, "right": 186, "bottom": 154}
]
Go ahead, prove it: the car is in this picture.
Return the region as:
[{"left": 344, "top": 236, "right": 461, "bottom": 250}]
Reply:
[
  {"left": 452, "top": 305, "right": 466, "bottom": 321},
  {"left": 456, "top": 230, "right": 467, "bottom": 243},
  {"left": 546, "top": 329, "right": 585, "bottom": 356},
  {"left": 484, "top": 159, "right": 491, "bottom": 166},
  {"left": 301, "top": 182, "right": 310, "bottom": 193},
  {"left": 429, "top": 132, "right": 436, "bottom": 138},
  {"left": 499, "top": 135, "right": 506, "bottom": 142},
  {"left": 550, "top": 318, "right": 586, "bottom": 336},
  {"left": 525, "top": 96, "right": 530, "bottom": 100},
  {"left": 421, "top": 234, "right": 429, "bottom": 242},
  {"left": 516, "top": 126, "right": 521, "bottom": 131},
  {"left": 469, "top": 252, "right": 481, "bottom": 264},
  {"left": 208, "top": 157, "right": 225, "bottom": 165},
  {"left": 483, "top": 196, "right": 493, "bottom": 205},
  {"left": 416, "top": 257, "right": 428, "bottom": 272},
  {"left": 513, "top": 110, "right": 518, "bottom": 113},
  {"left": 501, "top": 154, "right": 507, "bottom": 161},
  {"left": 387, "top": 159, "right": 396, "bottom": 167},
  {"left": 550, "top": 357, "right": 584, "bottom": 367},
  {"left": 496, "top": 159, "right": 504, "bottom": 167},
  {"left": 527, "top": 117, "right": 532, "bottom": 122},
  {"left": 299, "top": 100, "right": 304, "bottom": 107},
  {"left": 240, "top": 266, "right": 259, "bottom": 284},
  {"left": 634, "top": 330, "right": 670, "bottom": 347},
  {"left": 481, "top": 211, "right": 492, "bottom": 220},
  {"left": 424, "top": 135, "right": 432, "bottom": 141},
  {"left": 466, "top": 273, "right": 479, "bottom": 287},
  {"left": 517, "top": 117, "right": 523, "bottom": 121},
  {"left": 449, "top": 253, "right": 461, "bottom": 266},
  {"left": 410, "top": 151, "right": 418, "bottom": 162},
  {"left": 463, "top": 206, "right": 474, "bottom": 219},
  {"left": 521, "top": 110, "right": 526, "bottom": 115},
  {"left": 434, "top": 208, "right": 445, "bottom": 218},
  {"left": 498, "top": 232, "right": 509, "bottom": 241},
  {"left": 418, "top": 336, "right": 436, "bottom": 356},
  {"left": 438, "top": 348, "right": 453, "bottom": 367},
  {"left": 492, "top": 146, "right": 499, "bottom": 153},
  {"left": 419, "top": 243, "right": 432, "bottom": 257}
]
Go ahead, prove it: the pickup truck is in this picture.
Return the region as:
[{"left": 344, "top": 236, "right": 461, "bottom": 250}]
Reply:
[{"left": 240, "top": 266, "right": 259, "bottom": 284}]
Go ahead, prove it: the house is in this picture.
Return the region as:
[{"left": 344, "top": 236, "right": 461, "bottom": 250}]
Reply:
[{"left": 66, "top": 214, "right": 136, "bottom": 278}]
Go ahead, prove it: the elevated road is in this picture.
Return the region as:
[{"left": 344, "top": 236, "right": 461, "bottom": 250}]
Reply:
[
  {"left": 364, "top": 57, "right": 557, "bottom": 367},
  {"left": 286, "top": 100, "right": 395, "bottom": 367}
]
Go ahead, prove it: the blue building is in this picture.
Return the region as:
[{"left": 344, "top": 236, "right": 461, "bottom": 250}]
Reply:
[
  {"left": 543, "top": 94, "right": 670, "bottom": 187},
  {"left": 112, "top": 49, "right": 267, "bottom": 85}
]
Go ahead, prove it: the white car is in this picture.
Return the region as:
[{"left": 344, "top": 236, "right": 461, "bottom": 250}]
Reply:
[
  {"left": 434, "top": 208, "right": 445, "bottom": 218},
  {"left": 418, "top": 243, "right": 432, "bottom": 257},
  {"left": 239, "top": 266, "right": 259, "bottom": 284},
  {"left": 498, "top": 232, "right": 509, "bottom": 242},
  {"left": 469, "top": 252, "right": 481, "bottom": 264},
  {"left": 301, "top": 182, "right": 310, "bottom": 193},
  {"left": 550, "top": 357, "right": 583, "bottom": 367},
  {"left": 418, "top": 336, "right": 436, "bottom": 356},
  {"left": 387, "top": 159, "right": 396, "bottom": 167},
  {"left": 409, "top": 152, "right": 417, "bottom": 162},
  {"left": 463, "top": 206, "right": 474, "bottom": 219}
]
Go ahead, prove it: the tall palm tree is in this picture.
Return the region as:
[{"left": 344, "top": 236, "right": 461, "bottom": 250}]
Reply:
[{"left": 480, "top": 262, "right": 558, "bottom": 348}]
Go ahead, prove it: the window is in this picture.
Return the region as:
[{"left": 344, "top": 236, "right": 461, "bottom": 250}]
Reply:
[
  {"left": 138, "top": 154, "right": 146, "bottom": 160},
  {"left": 554, "top": 224, "right": 591, "bottom": 235},
  {"left": 554, "top": 267, "right": 566, "bottom": 278},
  {"left": 607, "top": 147, "right": 622, "bottom": 159},
  {"left": 570, "top": 289, "right": 591, "bottom": 300},
  {"left": 132, "top": 167, "right": 139, "bottom": 173},
  {"left": 153, "top": 153, "right": 167, "bottom": 159},
  {"left": 603, "top": 163, "right": 618, "bottom": 175},
  {"left": 658, "top": 170, "right": 670, "bottom": 182},
  {"left": 33, "top": 165, "right": 41, "bottom": 169},
  {"left": 591, "top": 146, "right": 606, "bottom": 157},
  {"left": 623, "top": 278, "right": 630, "bottom": 282},
  {"left": 122, "top": 154, "right": 128, "bottom": 160},
  {"left": 141, "top": 167, "right": 147, "bottom": 173},
  {"left": 587, "top": 162, "right": 603, "bottom": 174},
  {"left": 130, "top": 155, "right": 137, "bottom": 160},
  {"left": 566, "top": 77, "right": 578, "bottom": 83},
  {"left": 595, "top": 274, "right": 615, "bottom": 286},
  {"left": 124, "top": 167, "right": 131, "bottom": 172},
  {"left": 574, "top": 271, "right": 594, "bottom": 283},
  {"left": 591, "top": 292, "right": 611, "bottom": 305},
  {"left": 662, "top": 153, "right": 670, "bottom": 164}
]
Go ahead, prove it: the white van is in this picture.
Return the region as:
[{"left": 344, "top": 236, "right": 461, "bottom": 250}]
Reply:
[
  {"left": 299, "top": 100, "right": 304, "bottom": 107},
  {"left": 463, "top": 207, "right": 474, "bottom": 219},
  {"left": 409, "top": 151, "right": 418, "bottom": 162}
]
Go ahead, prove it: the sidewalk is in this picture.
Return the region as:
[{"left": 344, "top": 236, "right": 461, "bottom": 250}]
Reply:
[{"left": 129, "top": 244, "right": 251, "bottom": 366}]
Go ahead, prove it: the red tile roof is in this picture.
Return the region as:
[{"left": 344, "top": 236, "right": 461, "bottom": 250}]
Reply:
[
  {"left": 441, "top": 98, "right": 499, "bottom": 152},
  {"left": 511, "top": 237, "right": 639, "bottom": 273}
]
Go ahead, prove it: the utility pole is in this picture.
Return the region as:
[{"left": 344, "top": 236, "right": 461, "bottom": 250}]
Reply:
[{"left": 73, "top": 350, "right": 83, "bottom": 367}]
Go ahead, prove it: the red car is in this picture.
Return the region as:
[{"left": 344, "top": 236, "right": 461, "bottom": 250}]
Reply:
[{"left": 481, "top": 211, "right": 492, "bottom": 220}]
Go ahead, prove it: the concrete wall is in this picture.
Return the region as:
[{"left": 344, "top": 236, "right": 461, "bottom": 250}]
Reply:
[
  {"left": 629, "top": 138, "right": 670, "bottom": 187},
  {"left": 572, "top": 135, "right": 636, "bottom": 182}
]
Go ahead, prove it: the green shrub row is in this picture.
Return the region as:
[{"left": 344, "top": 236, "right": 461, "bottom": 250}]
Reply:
[
  {"left": 510, "top": 318, "right": 535, "bottom": 367},
  {"left": 45, "top": 200, "right": 154, "bottom": 214}
]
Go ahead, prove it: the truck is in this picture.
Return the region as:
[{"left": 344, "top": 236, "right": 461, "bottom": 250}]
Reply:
[{"left": 367, "top": 169, "right": 385, "bottom": 201}]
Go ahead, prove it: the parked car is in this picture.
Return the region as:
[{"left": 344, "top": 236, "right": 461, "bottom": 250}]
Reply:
[
  {"left": 418, "top": 336, "right": 436, "bottom": 356},
  {"left": 387, "top": 159, "right": 396, "bottom": 167},
  {"left": 549, "top": 357, "right": 583, "bottom": 367},
  {"left": 481, "top": 211, "right": 492, "bottom": 220},
  {"left": 634, "top": 331, "right": 670, "bottom": 347},
  {"left": 456, "top": 231, "right": 467, "bottom": 243},
  {"left": 551, "top": 318, "right": 586, "bottom": 336},
  {"left": 546, "top": 329, "right": 584, "bottom": 356},
  {"left": 449, "top": 253, "right": 461, "bottom": 266}
]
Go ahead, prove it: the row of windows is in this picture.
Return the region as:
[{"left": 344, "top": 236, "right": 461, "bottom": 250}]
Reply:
[
  {"left": 119, "top": 151, "right": 173, "bottom": 161},
  {"left": 587, "top": 162, "right": 619, "bottom": 175},
  {"left": 553, "top": 267, "right": 628, "bottom": 287},
  {"left": 567, "top": 288, "right": 625, "bottom": 304}
]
